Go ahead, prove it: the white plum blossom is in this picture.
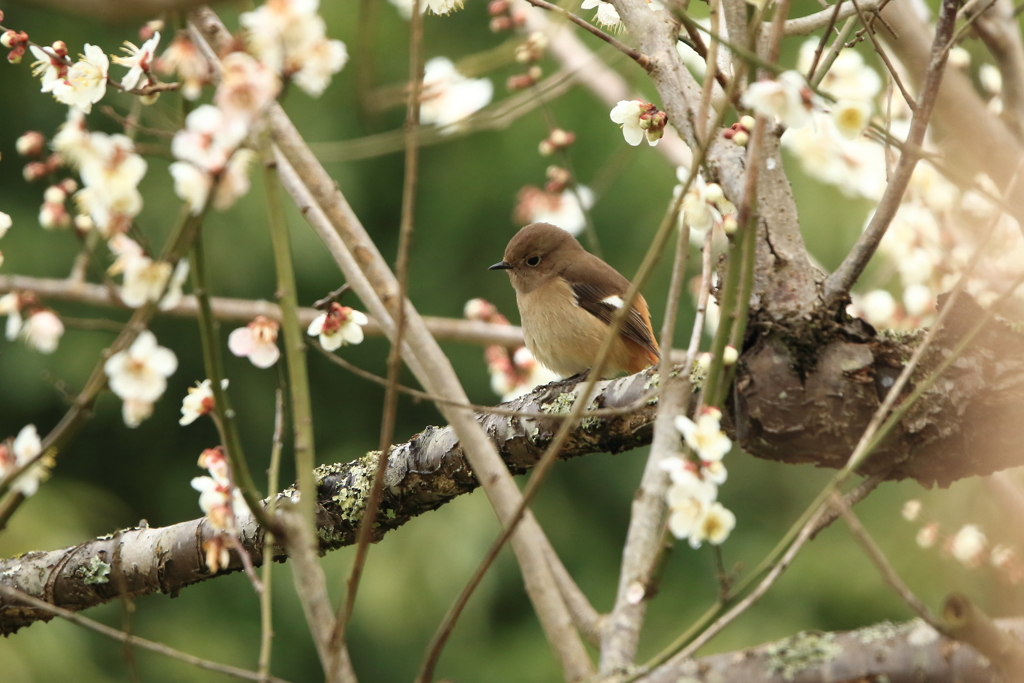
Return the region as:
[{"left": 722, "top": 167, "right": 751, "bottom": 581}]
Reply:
[
  {"left": 797, "top": 41, "right": 881, "bottom": 102},
  {"left": 107, "top": 235, "right": 172, "bottom": 308},
  {"left": 701, "top": 460, "right": 727, "bottom": 485},
  {"left": 678, "top": 169, "right": 736, "bottom": 233},
  {"left": 214, "top": 52, "right": 280, "bottom": 123},
  {"left": 581, "top": 0, "right": 621, "bottom": 27},
  {"left": 917, "top": 523, "right": 939, "bottom": 548},
  {"left": 157, "top": 32, "right": 210, "bottom": 100},
  {"left": 228, "top": 316, "right": 281, "bottom": 368},
  {"left": 950, "top": 525, "right": 987, "bottom": 567},
  {"left": 73, "top": 132, "right": 147, "bottom": 236},
  {"left": 21, "top": 310, "right": 64, "bottom": 354},
  {"left": 518, "top": 186, "right": 594, "bottom": 236},
  {"left": 169, "top": 105, "right": 256, "bottom": 213},
  {"left": 854, "top": 289, "right": 897, "bottom": 328},
  {"left": 113, "top": 32, "right": 160, "bottom": 91},
  {"left": 425, "top": 0, "right": 464, "bottom": 13},
  {"left": 831, "top": 99, "right": 872, "bottom": 140},
  {"left": 212, "top": 149, "right": 257, "bottom": 211},
  {"left": 307, "top": 303, "right": 369, "bottom": 350},
  {"left": 697, "top": 502, "right": 736, "bottom": 545},
  {"left": 742, "top": 71, "right": 817, "bottom": 130},
  {"left": 1, "top": 424, "right": 48, "bottom": 497},
  {"left": 29, "top": 44, "right": 66, "bottom": 93},
  {"left": 52, "top": 109, "right": 97, "bottom": 169},
  {"left": 419, "top": 57, "right": 494, "bottom": 130},
  {"left": 903, "top": 284, "right": 934, "bottom": 318},
  {"left": 0, "top": 293, "right": 23, "bottom": 341},
  {"left": 675, "top": 407, "right": 732, "bottom": 462},
  {"left": 292, "top": 35, "right": 348, "bottom": 97},
  {"left": 159, "top": 259, "right": 191, "bottom": 311},
  {"left": 104, "top": 330, "right": 178, "bottom": 427},
  {"left": 240, "top": 0, "right": 348, "bottom": 95},
  {"left": 172, "top": 105, "right": 248, "bottom": 174},
  {"left": 180, "top": 379, "right": 228, "bottom": 425},
  {"left": 610, "top": 100, "right": 656, "bottom": 146},
  {"left": 169, "top": 162, "right": 212, "bottom": 214},
  {"left": 902, "top": 499, "right": 922, "bottom": 521},
  {"left": 0, "top": 212, "right": 11, "bottom": 238},
  {"left": 782, "top": 111, "right": 887, "bottom": 201},
  {"left": 51, "top": 44, "right": 109, "bottom": 113}
]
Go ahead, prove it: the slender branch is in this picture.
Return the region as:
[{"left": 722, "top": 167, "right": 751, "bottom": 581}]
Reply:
[
  {"left": 781, "top": 0, "right": 883, "bottom": 35},
  {"left": 277, "top": 511, "right": 356, "bottom": 683},
  {"left": 599, "top": 218, "right": 692, "bottom": 673},
  {"left": 0, "top": 585, "right": 293, "bottom": 683},
  {"left": 831, "top": 492, "right": 942, "bottom": 627},
  {"left": 0, "top": 274, "right": 528, "bottom": 349},
  {"left": 260, "top": 137, "right": 318, "bottom": 531},
  {"left": 823, "top": 0, "right": 959, "bottom": 306},
  {"left": 191, "top": 228, "right": 271, "bottom": 529},
  {"left": 849, "top": 0, "right": 917, "bottom": 110},
  {"left": 336, "top": 0, "right": 425, "bottom": 647},
  {"left": 524, "top": 0, "right": 651, "bottom": 70},
  {"left": 258, "top": 389, "right": 286, "bottom": 681}
]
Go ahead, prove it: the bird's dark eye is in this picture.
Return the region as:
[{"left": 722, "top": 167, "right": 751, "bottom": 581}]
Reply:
[{"left": 526, "top": 255, "right": 541, "bottom": 267}]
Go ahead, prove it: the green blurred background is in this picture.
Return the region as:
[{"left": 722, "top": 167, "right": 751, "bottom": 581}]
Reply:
[{"left": 0, "top": 1, "right": 1017, "bottom": 681}]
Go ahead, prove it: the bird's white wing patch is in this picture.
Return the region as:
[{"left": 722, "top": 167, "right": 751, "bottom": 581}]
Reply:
[{"left": 601, "top": 295, "right": 624, "bottom": 309}]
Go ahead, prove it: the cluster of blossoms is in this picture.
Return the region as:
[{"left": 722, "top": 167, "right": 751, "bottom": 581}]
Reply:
[
  {"left": 661, "top": 407, "right": 735, "bottom": 547},
  {"left": 239, "top": 0, "right": 347, "bottom": 97},
  {"left": 419, "top": 57, "right": 494, "bottom": 130},
  {"left": 507, "top": 31, "right": 548, "bottom": 91},
  {"left": 677, "top": 166, "right": 738, "bottom": 236},
  {"left": 610, "top": 100, "right": 668, "bottom": 147},
  {"left": 464, "top": 298, "right": 558, "bottom": 400},
  {"left": 487, "top": 0, "right": 526, "bottom": 32},
  {"left": 0, "top": 291, "right": 65, "bottom": 354},
  {"left": 191, "top": 446, "right": 252, "bottom": 573},
  {"left": 903, "top": 499, "right": 1022, "bottom": 583},
  {"left": 748, "top": 40, "right": 1024, "bottom": 331},
  {"left": 103, "top": 330, "right": 178, "bottom": 428},
  {"left": 307, "top": 302, "right": 369, "bottom": 350},
  {"left": 0, "top": 424, "right": 51, "bottom": 497},
  {"left": 779, "top": 42, "right": 884, "bottom": 202}
]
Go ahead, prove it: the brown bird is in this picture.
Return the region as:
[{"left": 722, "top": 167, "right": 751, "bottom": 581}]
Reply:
[{"left": 489, "top": 222, "right": 660, "bottom": 378}]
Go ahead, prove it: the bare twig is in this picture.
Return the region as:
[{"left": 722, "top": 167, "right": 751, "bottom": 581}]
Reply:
[
  {"left": 525, "top": 0, "right": 651, "bottom": 69},
  {"left": 258, "top": 389, "right": 286, "bottom": 680},
  {"left": 277, "top": 511, "right": 356, "bottom": 683},
  {"left": 600, "top": 212, "right": 692, "bottom": 673},
  {"left": 0, "top": 584, "right": 293, "bottom": 683},
  {"left": 831, "top": 491, "right": 942, "bottom": 626},
  {"left": 336, "top": 0, "right": 425, "bottom": 647},
  {"left": 0, "top": 274, "right": 527, "bottom": 349}
]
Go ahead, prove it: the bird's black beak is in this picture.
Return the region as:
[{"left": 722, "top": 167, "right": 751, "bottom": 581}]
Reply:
[{"left": 489, "top": 261, "right": 512, "bottom": 271}]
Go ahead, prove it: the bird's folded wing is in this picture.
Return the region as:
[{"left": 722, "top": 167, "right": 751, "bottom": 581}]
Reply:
[{"left": 570, "top": 282, "right": 660, "bottom": 359}]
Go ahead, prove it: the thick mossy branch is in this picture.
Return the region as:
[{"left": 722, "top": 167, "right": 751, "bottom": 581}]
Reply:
[
  {"left": 642, "top": 618, "right": 1023, "bottom": 683},
  {"left": 2, "top": 296, "right": 1022, "bottom": 632}
]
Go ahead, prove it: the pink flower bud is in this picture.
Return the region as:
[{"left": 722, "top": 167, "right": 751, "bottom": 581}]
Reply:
[
  {"left": 23, "top": 162, "right": 48, "bottom": 182},
  {"left": 15, "top": 131, "right": 45, "bottom": 158}
]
